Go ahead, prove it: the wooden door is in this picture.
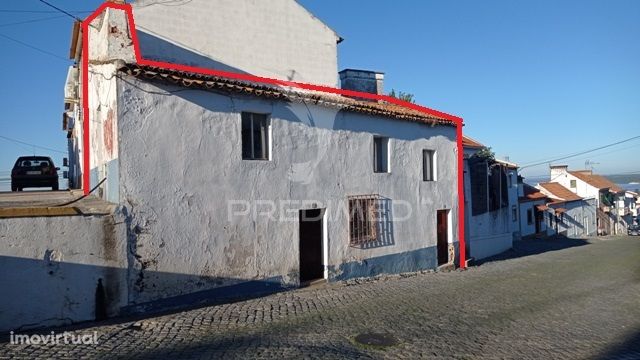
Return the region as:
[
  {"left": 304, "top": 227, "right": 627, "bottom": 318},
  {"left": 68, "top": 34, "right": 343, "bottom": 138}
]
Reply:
[
  {"left": 299, "top": 209, "right": 324, "bottom": 282},
  {"left": 437, "top": 210, "right": 449, "bottom": 265}
]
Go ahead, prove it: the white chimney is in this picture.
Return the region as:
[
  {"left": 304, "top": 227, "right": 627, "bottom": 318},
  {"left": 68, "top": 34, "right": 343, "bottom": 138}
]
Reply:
[{"left": 550, "top": 164, "right": 568, "bottom": 182}]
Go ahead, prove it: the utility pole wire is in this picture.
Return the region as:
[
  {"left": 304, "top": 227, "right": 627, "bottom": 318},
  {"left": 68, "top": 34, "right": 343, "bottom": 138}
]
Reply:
[
  {"left": 0, "top": 135, "right": 67, "bottom": 154},
  {"left": 0, "top": 32, "right": 69, "bottom": 61},
  {"left": 0, "top": 9, "right": 91, "bottom": 14},
  {"left": 37, "top": 0, "right": 83, "bottom": 22},
  {"left": 0, "top": 15, "right": 66, "bottom": 28},
  {"left": 519, "top": 135, "right": 640, "bottom": 170}
]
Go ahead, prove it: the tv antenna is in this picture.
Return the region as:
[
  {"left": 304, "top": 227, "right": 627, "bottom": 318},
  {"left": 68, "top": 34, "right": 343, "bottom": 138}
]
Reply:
[{"left": 585, "top": 160, "right": 599, "bottom": 171}]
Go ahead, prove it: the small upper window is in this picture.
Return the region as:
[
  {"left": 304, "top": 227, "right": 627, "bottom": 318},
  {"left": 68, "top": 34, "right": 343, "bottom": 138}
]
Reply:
[
  {"left": 570, "top": 180, "right": 577, "bottom": 188},
  {"left": 423, "top": 150, "right": 436, "bottom": 181},
  {"left": 241, "top": 112, "right": 270, "bottom": 160},
  {"left": 373, "top": 136, "right": 389, "bottom": 173},
  {"left": 512, "top": 205, "right": 517, "bottom": 222}
]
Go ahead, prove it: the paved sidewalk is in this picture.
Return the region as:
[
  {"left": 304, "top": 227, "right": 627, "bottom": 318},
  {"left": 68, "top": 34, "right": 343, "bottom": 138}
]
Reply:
[{"left": 1, "top": 236, "right": 639, "bottom": 359}]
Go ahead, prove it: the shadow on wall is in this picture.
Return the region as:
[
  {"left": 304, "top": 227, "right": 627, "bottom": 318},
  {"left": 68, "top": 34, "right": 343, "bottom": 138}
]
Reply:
[
  {"left": 475, "top": 235, "right": 590, "bottom": 266},
  {"left": 0, "top": 255, "right": 291, "bottom": 334},
  {"left": 561, "top": 213, "right": 585, "bottom": 230},
  {"left": 137, "top": 31, "right": 249, "bottom": 75},
  {"left": 356, "top": 197, "right": 395, "bottom": 250}
]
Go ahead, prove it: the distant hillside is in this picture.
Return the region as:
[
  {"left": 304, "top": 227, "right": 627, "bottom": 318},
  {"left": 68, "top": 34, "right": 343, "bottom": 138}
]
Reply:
[
  {"left": 604, "top": 173, "right": 640, "bottom": 184},
  {"left": 522, "top": 173, "right": 640, "bottom": 188}
]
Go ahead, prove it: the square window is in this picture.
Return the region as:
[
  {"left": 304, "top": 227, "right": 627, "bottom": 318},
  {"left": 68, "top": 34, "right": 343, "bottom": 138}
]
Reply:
[
  {"left": 241, "top": 112, "right": 270, "bottom": 160},
  {"left": 373, "top": 136, "right": 389, "bottom": 173},
  {"left": 423, "top": 150, "right": 436, "bottom": 181},
  {"left": 570, "top": 179, "right": 577, "bottom": 188}
]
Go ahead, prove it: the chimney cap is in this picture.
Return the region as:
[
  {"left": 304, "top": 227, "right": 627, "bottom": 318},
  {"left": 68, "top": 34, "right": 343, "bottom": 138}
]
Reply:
[
  {"left": 339, "top": 69, "right": 385, "bottom": 80},
  {"left": 550, "top": 164, "right": 568, "bottom": 168}
]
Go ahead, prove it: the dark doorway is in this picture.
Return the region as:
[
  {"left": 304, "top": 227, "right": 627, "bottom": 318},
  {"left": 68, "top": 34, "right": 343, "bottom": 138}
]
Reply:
[
  {"left": 299, "top": 209, "right": 324, "bottom": 283},
  {"left": 535, "top": 209, "right": 541, "bottom": 233},
  {"left": 437, "top": 210, "right": 449, "bottom": 265}
]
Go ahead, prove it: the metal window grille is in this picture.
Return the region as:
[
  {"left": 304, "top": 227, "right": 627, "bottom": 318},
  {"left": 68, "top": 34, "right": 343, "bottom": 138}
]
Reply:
[
  {"left": 241, "top": 112, "right": 269, "bottom": 160},
  {"left": 348, "top": 194, "right": 381, "bottom": 246}
]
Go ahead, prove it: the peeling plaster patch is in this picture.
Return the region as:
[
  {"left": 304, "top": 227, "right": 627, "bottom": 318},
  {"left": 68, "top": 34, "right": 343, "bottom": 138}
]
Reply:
[{"left": 104, "top": 108, "right": 115, "bottom": 157}]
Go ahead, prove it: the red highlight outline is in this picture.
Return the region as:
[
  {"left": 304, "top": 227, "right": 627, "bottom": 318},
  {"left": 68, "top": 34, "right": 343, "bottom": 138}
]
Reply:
[{"left": 81, "top": 2, "right": 467, "bottom": 268}]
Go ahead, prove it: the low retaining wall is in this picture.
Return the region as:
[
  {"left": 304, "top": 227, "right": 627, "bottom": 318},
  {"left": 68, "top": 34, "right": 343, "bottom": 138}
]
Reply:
[{"left": 0, "top": 214, "right": 127, "bottom": 332}]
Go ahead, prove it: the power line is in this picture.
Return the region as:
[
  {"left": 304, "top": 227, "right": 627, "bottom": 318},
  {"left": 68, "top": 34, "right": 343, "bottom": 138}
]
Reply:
[
  {"left": 0, "top": 31, "right": 69, "bottom": 61},
  {"left": 519, "top": 135, "right": 640, "bottom": 170},
  {"left": 0, "top": 9, "right": 90, "bottom": 14},
  {"left": 37, "top": 0, "right": 83, "bottom": 22},
  {"left": 0, "top": 135, "right": 67, "bottom": 154},
  {"left": 0, "top": 15, "right": 66, "bottom": 28}
]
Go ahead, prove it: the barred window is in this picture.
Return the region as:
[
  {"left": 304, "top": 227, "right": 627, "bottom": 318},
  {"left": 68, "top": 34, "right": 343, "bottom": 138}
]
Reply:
[
  {"left": 241, "top": 112, "right": 270, "bottom": 160},
  {"left": 348, "top": 194, "right": 381, "bottom": 246}
]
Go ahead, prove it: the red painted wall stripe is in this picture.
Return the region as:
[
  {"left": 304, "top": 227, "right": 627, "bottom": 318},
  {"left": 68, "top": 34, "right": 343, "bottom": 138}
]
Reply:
[{"left": 81, "top": 2, "right": 467, "bottom": 268}]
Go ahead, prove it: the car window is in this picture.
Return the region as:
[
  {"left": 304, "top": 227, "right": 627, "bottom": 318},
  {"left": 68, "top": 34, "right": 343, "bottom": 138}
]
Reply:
[{"left": 18, "top": 159, "right": 51, "bottom": 168}]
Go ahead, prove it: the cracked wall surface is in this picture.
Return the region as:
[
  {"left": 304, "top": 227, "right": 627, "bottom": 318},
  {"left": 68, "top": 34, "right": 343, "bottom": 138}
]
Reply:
[{"left": 116, "top": 76, "right": 459, "bottom": 304}]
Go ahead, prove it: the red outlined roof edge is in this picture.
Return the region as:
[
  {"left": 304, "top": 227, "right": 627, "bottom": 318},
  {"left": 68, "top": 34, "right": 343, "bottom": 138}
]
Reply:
[{"left": 80, "top": 2, "right": 466, "bottom": 268}]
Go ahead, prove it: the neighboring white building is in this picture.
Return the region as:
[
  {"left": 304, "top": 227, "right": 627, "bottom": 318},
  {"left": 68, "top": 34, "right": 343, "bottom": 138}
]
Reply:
[
  {"left": 61, "top": 1, "right": 461, "bottom": 314},
  {"left": 548, "top": 165, "right": 626, "bottom": 235},
  {"left": 517, "top": 181, "right": 548, "bottom": 238},
  {"left": 536, "top": 182, "right": 597, "bottom": 238},
  {"left": 623, "top": 191, "right": 638, "bottom": 226},
  {"left": 462, "top": 136, "right": 518, "bottom": 261}
]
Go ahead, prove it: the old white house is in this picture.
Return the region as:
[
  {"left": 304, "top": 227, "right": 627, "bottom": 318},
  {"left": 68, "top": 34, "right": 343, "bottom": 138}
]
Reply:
[
  {"left": 61, "top": 0, "right": 461, "bottom": 314},
  {"left": 517, "top": 180, "right": 548, "bottom": 238},
  {"left": 535, "top": 182, "right": 597, "bottom": 238},
  {"left": 549, "top": 165, "right": 625, "bottom": 235},
  {"left": 462, "top": 136, "right": 518, "bottom": 261}
]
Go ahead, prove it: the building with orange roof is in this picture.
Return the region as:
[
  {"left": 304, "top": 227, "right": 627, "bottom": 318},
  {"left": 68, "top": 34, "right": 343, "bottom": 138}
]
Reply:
[
  {"left": 517, "top": 181, "right": 548, "bottom": 237},
  {"left": 548, "top": 165, "right": 630, "bottom": 235}
]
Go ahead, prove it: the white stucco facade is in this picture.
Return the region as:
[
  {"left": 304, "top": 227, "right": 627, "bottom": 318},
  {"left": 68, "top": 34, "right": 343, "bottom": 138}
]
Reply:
[
  {"left": 115, "top": 76, "right": 459, "bottom": 304},
  {"left": 58, "top": 2, "right": 461, "bottom": 313},
  {"left": 131, "top": 0, "right": 340, "bottom": 87},
  {"left": 546, "top": 199, "right": 597, "bottom": 238},
  {"left": 518, "top": 200, "right": 547, "bottom": 237},
  {"left": 463, "top": 146, "right": 518, "bottom": 260}
]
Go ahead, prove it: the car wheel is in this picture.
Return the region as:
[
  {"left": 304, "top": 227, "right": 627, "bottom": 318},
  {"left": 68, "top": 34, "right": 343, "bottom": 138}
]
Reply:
[
  {"left": 11, "top": 184, "right": 17, "bottom": 192},
  {"left": 52, "top": 183, "right": 59, "bottom": 191}
]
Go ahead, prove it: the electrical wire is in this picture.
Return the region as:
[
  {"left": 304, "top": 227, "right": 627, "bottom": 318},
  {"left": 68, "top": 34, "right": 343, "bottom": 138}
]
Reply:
[
  {"left": 0, "top": 9, "right": 90, "bottom": 14},
  {"left": 519, "top": 135, "right": 640, "bottom": 170},
  {"left": 37, "top": 0, "right": 83, "bottom": 22},
  {"left": 0, "top": 135, "right": 67, "bottom": 154},
  {"left": 0, "top": 32, "right": 69, "bottom": 61},
  {"left": 0, "top": 15, "right": 66, "bottom": 27},
  {"left": 54, "top": 177, "right": 107, "bottom": 207}
]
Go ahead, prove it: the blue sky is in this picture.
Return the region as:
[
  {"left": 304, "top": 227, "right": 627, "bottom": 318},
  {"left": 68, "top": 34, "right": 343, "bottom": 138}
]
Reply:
[{"left": 0, "top": 0, "right": 639, "bottom": 188}]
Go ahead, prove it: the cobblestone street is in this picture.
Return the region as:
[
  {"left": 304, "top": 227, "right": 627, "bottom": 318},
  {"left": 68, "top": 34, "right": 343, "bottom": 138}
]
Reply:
[{"left": 2, "top": 236, "right": 639, "bottom": 359}]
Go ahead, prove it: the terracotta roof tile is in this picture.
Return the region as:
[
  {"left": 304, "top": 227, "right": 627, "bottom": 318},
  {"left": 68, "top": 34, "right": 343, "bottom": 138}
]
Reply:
[
  {"left": 519, "top": 183, "right": 547, "bottom": 202},
  {"left": 118, "top": 64, "right": 457, "bottom": 127},
  {"left": 462, "top": 135, "right": 484, "bottom": 148},
  {"left": 569, "top": 171, "right": 623, "bottom": 192},
  {"left": 538, "top": 182, "right": 583, "bottom": 202}
]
